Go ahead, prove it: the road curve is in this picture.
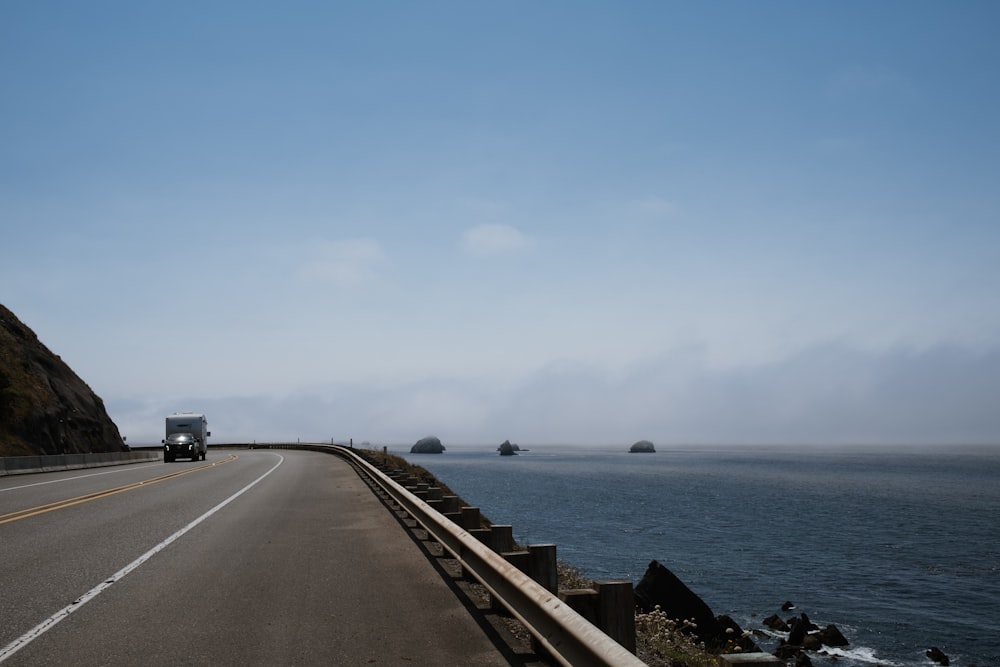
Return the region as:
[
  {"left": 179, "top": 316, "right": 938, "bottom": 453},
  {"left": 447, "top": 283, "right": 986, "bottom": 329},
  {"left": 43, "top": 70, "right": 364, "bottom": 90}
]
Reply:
[{"left": 0, "top": 449, "right": 522, "bottom": 666}]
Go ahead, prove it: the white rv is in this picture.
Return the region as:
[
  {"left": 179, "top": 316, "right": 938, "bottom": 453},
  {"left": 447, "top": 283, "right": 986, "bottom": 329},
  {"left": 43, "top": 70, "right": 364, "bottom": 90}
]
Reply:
[{"left": 162, "top": 412, "right": 210, "bottom": 462}]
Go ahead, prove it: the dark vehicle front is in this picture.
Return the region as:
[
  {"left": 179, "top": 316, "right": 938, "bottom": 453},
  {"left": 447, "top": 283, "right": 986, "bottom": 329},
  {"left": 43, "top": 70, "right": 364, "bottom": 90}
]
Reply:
[{"left": 163, "top": 432, "right": 201, "bottom": 462}]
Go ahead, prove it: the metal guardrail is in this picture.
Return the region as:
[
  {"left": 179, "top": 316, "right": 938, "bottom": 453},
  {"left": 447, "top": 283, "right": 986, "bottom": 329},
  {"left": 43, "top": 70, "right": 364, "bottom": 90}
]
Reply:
[{"left": 288, "top": 443, "right": 646, "bottom": 667}]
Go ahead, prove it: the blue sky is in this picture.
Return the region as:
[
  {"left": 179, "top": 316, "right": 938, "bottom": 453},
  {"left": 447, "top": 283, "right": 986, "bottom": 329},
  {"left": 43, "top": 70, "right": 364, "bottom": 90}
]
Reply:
[{"left": 3, "top": 2, "right": 999, "bottom": 446}]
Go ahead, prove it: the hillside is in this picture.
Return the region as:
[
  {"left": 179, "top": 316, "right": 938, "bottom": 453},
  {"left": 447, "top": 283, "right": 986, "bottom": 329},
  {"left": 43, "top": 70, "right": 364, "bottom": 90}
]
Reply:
[{"left": 0, "top": 304, "right": 124, "bottom": 457}]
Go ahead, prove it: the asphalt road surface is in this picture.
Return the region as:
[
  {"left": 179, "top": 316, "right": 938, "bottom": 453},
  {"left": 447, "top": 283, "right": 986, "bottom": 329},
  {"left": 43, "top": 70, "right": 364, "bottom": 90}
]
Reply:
[{"left": 0, "top": 449, "right": 530, "bottom": 666}]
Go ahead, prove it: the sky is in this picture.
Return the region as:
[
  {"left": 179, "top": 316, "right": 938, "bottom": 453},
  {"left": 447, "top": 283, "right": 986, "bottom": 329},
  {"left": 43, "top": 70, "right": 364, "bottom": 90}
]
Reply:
[{"left": 2, "top": 1, "right": 999, "bottom": 446}]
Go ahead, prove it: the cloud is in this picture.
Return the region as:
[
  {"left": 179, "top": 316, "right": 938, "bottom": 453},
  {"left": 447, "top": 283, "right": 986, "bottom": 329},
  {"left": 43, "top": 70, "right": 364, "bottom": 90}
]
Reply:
[
  {"left": 107, "top": 342, "right": 1000, "bottom": 447},
  {"left": 461, "top": 224, "right": 536, "bottom": 257},
  {"left": 296, "top": 238, "right": 386, "bottom": 287}
]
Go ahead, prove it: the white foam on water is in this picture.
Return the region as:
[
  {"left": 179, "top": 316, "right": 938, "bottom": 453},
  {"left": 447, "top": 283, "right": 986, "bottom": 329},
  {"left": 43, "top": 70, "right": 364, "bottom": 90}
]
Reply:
[{"left": 819, "top": 644, "right": 904, "bottom": 666}]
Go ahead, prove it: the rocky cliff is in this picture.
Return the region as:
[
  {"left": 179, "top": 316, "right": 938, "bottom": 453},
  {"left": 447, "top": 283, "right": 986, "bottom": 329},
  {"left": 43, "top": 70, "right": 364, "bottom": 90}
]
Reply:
[{"left": 0, "top": 304, "right": 124, "bottom": 457}]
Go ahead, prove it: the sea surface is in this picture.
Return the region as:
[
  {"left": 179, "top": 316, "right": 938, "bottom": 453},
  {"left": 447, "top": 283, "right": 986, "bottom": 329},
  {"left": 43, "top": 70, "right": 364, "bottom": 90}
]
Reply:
[{"left": 397, "top": 444, "right": 1000, "bottom": 667}]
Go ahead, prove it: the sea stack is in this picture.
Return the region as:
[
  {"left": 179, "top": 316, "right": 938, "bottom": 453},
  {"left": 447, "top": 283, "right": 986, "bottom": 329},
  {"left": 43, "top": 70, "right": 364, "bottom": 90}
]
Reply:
[
  {"left": 410, "top": 436, "right": 445, "bottom": 453},
  {"left": 498, "top": 440, "right": 518, "bottom": 456},
  {"left": 629, "top": 440, "right": 656, "bottom": 453}
]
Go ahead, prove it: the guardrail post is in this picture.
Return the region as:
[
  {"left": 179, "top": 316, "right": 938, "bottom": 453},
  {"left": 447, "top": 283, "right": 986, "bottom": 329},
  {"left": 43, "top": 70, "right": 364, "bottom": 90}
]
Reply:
[
  {"left": 596, "top": 580, "right": 636, "bottom": 653},
  {"left": 487, "top": 525, "right": 514, "bottom": 554},
  {"left": 560, "top": 589, "right": 599, "bottom": 624},
  {"left": 528, "top": 544, "right": 558, "bottom": 594},
  {"left": 460, "top": 506, "right": 481, "bottom": 530},
  {"left": 503, "top": 550, "right": 530, "bottom": 573},
  {"left": 440, "top": 495, "right": 461, "bottom": 513}
]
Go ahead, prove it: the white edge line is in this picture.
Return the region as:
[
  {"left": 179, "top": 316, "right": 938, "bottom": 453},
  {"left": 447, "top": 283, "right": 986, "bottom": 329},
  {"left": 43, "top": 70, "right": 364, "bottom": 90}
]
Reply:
[
  {"left": 0, "top": 463, "right": 164, "bottom": 492},
  {"left": 0, "top": 454, "right": 285, "bottom": 663}
]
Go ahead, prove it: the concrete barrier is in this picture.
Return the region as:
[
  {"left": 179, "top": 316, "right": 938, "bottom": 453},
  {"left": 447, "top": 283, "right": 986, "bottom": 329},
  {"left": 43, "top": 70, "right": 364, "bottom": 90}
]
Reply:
[{"left": 0, "top": 450, "right": 160, "bottom": 476}]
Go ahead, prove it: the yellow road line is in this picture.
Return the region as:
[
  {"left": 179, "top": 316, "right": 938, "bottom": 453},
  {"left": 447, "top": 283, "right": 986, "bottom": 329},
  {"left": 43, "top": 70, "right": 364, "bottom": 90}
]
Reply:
[{"left": 0, "top": 454, "right": 238, "bottom": 525}]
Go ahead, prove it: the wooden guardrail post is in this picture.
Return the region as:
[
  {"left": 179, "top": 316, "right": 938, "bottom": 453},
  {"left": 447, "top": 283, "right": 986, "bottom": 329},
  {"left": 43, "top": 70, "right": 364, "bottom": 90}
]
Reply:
[
  {"left": 527, "top": 544, "right": 558, "bottom": 594},
  {"left": 596, "top": 580, "right": 636, "bottom": 653},
  {"left": 559, "top": 589, "right": 598, "bottom": 624},
  {"left": 503, "top": 550, "right": 530, "bottom": 573},
  {"left": 460, "top": 506, "right": 481, "bottom": 530},
  {"left": 487, "top": 525, "right": 514, "bottom": 554}
]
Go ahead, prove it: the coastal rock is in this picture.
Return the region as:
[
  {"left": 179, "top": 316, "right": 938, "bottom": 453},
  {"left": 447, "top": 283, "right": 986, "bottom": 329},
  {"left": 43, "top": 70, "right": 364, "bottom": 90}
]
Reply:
[
  {"left": 775, "top": 643, "right": 802, "bottom": 660},
  {"left": 634, "top": 560, "right": 758, "bottom": 652},
  {"left": 0, "top": 304, "right": 124, "bottom": 456},
  {"left": 763, "top": 614, "right": 789, "bottom": 631},
  {"left": 410, "top": 436, "right": 445, "bottom": 454},
  {"left": 781, "top": 600, "right": 796, "bottom": 611},
  {"left": 817, "top": 624, "right": 849, "bottom": 647},
  {"left": 926, "top": 647, "right": 950, "bottom": 665},
  {"left": 775, "top": 614, "right": 850, "bottom": 662},
  {"left": 498, "top": 440, "right": 518, "bottom": 456},
  {"left": 629, "top": 439, "right": 655, "bottom": 453},
  {"left": 634, "top": 560, "right": 716, "bottom": 628},
  {"left": 786, "top": 612, "right": 819, "bottom": 644}
]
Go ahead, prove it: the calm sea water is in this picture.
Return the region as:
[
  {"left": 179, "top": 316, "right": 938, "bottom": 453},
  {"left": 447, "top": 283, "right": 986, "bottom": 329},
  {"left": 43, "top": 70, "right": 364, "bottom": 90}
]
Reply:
[{"left": 397, "top": 444, "right": 1000, "bottom": 667}]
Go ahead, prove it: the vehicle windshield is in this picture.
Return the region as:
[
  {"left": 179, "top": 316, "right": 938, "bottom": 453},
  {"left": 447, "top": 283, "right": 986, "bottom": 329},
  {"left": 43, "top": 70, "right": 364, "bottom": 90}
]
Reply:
[{"left": 166, "top": 433, "right": 194, "bottom": 442}]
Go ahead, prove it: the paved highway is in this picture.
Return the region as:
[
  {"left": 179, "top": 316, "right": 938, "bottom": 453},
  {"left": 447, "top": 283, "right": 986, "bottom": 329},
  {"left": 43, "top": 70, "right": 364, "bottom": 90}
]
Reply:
[{"left": 0, "top": 449, "right": 526, "bottom": 666}]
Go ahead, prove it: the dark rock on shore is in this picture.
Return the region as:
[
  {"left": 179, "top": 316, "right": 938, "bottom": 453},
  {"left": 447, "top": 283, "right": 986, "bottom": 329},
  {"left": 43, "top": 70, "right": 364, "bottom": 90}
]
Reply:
[
  {"left": 410, "top": 436, "right": 445, "bottom": 453},
  {"left": 0, "top": 304, "right": 124, "bottom": 457},
  {"left": 629, "top": 439, "right": 655, "bottom": 453},
  {"left": 634, "top": 560, "right": 759, "bottom": 652}
]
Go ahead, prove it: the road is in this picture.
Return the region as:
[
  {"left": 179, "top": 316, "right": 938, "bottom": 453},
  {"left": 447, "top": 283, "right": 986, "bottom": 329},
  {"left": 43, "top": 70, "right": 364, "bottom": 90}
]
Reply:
[{"left": 0, "top": 449, "right": 528, "bottom": 666}]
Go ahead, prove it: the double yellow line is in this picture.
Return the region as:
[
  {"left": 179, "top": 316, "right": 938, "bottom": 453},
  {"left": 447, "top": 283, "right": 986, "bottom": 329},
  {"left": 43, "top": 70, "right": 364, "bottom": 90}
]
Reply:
[{"left": 0, "top": 454, "right": 238, "bottom": 525}]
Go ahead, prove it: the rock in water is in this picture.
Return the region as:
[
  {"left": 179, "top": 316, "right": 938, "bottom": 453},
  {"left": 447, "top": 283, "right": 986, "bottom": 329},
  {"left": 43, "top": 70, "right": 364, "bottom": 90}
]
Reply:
[
  {"left": 498, "top": 440, "right": 518, "bottom": 456},
  {"left": 629, "top": 439, "right": 655, "bottom": 453},
  {"left": 926, "top": 647, "right": 950, "bottom": 665},
  {"left": 818, "top": 624, "right": 849, "bottom": 647},
  {"left": 763, "top": 614, "right": 790, "bottom": 631},
  {"left": 410, "top": 436, "right": 445, "bottom": 453},
  {"left": 0, "top": 304, "right": 124, "bottom": 456}
]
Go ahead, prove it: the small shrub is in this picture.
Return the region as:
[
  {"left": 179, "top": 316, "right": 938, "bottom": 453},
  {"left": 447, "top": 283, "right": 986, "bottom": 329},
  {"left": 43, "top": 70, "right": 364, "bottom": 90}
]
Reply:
[{"left": 635, "top": 607, "right": 716, "bottom": 667}]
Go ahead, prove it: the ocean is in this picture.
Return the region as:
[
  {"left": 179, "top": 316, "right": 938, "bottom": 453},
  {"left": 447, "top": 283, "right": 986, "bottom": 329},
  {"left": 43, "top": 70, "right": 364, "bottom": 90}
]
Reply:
[{"left": 397, "top": 444, "right": 1000, "bottom": 667}]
